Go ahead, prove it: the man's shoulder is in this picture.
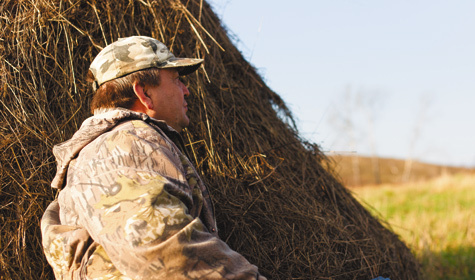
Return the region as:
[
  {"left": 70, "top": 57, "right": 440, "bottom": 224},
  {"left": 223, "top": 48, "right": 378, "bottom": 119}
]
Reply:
[
  {"left": 88, "top": 118, "right": 177, "bottom": 156},
  {"left": 112, "top": 118, "right": 153, "bottom": 132},
  {"left": 75, "top": 109, "right": 180, "bottom": 161},
  {"left": 108, "top": 119, "right": 165, "bottom": 141}
]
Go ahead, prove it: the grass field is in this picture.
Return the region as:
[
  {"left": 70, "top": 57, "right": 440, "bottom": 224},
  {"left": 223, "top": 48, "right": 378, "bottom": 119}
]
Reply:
[{"left": 350, "top": 173, "right": 475, "bottom": 280}]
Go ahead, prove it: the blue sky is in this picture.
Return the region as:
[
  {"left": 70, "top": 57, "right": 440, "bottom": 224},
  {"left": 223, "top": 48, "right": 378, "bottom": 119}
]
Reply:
[{"left": 208, "top": 0, "right": 475, "bottom": 167}]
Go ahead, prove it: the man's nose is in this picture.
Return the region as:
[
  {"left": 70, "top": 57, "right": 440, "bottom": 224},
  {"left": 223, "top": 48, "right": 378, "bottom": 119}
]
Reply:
[{"left": 182, "top": 83, "right": 190, "bottom": 96}]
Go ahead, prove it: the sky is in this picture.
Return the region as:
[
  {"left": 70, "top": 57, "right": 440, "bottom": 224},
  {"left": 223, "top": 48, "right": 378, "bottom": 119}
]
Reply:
[{"left": 208, "top": 0, "right": 475, "bottom": 168}]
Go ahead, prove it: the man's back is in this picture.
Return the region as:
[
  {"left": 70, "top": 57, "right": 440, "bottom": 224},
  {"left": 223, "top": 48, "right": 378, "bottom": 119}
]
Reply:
[{"left": 42, "top": 108, "right": 264, "bottom": 279}]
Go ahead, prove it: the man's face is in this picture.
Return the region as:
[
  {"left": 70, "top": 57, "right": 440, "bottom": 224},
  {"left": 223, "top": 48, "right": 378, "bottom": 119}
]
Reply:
[{"left": 146, "top": 69, "right": 190, "bottom": 131}]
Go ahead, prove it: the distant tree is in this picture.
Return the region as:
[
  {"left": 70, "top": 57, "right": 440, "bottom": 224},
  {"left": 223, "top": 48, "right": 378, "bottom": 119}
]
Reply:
[
  {"left": 402, "top": 93, "right": 433, "bottom": 182},
  {"left": 357, "top": 88, "right": 384, "bottom": 185},
  {"left": 328, "top": 86, "right": 360, "bottom": 185},
  {"left": 328, "top": 85, "right": 386, "bottom": 185}
]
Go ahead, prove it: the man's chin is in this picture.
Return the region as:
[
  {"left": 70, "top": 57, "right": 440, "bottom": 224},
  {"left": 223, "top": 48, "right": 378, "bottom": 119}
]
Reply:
[{"left": 178, "top": 118, "right": 190, "bottom": 131}]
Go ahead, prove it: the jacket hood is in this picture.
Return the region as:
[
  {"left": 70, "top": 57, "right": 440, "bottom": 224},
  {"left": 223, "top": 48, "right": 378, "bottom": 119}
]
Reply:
[{"left": 51, "top": 108, "right": 173, "bottom": 189}]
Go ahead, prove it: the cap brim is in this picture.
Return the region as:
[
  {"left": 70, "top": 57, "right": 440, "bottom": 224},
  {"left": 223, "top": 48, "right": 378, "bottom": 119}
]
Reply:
[{"left": 163, "top": 58, "right": 204, "bottom": 76}]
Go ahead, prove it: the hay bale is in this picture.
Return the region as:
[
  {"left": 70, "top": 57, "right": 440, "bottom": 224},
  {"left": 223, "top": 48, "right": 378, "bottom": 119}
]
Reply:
[{"left": 0, "top": 0, "right": 421, "bottom": 279}]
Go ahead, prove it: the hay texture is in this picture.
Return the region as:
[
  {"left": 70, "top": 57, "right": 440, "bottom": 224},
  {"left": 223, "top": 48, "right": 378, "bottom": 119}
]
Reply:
[{"left": 0, "top": 0, "right": 421, "bottom": 279}]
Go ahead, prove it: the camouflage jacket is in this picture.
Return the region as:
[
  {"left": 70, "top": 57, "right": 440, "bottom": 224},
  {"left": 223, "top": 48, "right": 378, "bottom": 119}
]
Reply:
[{"left": 41, "top": 108, "right": 265, "bottom": 279}]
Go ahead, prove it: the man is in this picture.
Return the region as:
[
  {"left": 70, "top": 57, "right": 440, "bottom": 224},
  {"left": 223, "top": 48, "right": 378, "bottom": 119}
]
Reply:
[{"left": 41, "top": 36, "right": 265, "bottom": 279}]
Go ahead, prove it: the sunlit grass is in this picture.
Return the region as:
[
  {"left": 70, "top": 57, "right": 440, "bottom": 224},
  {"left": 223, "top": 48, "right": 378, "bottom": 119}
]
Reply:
[{"left": 351, "top": 173, "right": 475, "bottom": 280}]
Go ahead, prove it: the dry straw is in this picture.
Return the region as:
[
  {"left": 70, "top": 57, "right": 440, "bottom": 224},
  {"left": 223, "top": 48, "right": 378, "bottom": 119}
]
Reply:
[{"left": 0, "top": 0, "right": 421, "bottom": 279}]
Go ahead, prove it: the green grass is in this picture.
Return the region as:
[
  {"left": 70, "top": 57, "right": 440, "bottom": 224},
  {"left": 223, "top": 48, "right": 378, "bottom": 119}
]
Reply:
[{"left": 351, "top": 173, "right": 475, "bottom": 280}]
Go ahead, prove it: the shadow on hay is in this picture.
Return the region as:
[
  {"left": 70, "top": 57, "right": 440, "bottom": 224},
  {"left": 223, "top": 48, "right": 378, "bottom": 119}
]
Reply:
[{"left": 0, "top": 0, "right": 421, "bottom": 279}]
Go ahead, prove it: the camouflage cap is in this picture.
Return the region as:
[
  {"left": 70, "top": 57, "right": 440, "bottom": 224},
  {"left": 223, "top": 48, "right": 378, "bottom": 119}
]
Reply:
[{"left": 89, "top": 36, "right": 203, "bottom": 87}]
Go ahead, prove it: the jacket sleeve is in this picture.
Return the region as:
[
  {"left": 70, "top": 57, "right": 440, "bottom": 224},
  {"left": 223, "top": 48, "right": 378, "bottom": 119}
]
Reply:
[{"left": 58, "top": 123, "right": 265, "bottom": 279}]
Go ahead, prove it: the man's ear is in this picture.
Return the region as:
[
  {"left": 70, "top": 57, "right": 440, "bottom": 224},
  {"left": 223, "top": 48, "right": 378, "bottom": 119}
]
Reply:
[{"left": 133, "top": 82, "right": 153, "bottom": 110}]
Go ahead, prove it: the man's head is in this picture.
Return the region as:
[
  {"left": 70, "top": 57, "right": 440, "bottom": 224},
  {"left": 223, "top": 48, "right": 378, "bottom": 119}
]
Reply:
[
  {"left": 130, "top": 68, "right": 191, "bottom": 132},
  {"left": 88, "top": 36, "right": 203, "bottom": 131}
]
